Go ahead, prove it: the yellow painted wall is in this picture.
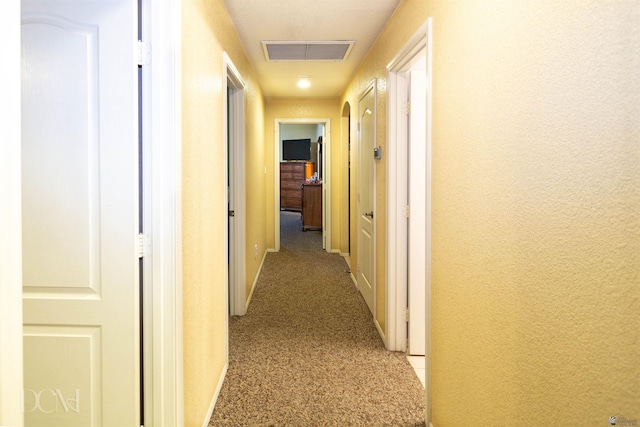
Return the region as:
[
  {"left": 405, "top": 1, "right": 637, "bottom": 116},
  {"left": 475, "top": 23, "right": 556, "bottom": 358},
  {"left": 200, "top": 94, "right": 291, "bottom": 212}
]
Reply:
[
  {"left": 182, "top": 0, "right": 265, "bottom": 425},
  {"left": 426, "top": 0, "right": 640, "bottom": 425},
  {"left": 342, "top": 0, "right": 638, "bottom": 424},
  {"left": 264, "top": 98, "right": 342, "bottom": 251}
]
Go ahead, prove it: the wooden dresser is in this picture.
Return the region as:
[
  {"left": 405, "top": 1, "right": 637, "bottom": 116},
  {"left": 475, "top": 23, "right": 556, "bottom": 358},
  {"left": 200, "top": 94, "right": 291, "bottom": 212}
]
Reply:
[
  {"left": 302, "top": 183, "right": 322, "bottom": 231},
  {"left": 280, "top": 162, "right": 314, "bottom": 211}
]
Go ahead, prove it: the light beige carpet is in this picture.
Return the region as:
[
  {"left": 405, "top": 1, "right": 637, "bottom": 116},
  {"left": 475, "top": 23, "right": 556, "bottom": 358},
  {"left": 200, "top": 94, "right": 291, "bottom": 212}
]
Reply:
[{"left": 208, "top": 212, "right": 425, "bottom": 426}]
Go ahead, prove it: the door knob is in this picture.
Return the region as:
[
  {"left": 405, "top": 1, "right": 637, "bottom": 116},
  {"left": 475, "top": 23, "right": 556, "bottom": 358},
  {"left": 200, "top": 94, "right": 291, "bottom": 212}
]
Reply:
[
  {"left": 228, "top": 210, "right": 235, "bottom": 217},
  {"left": 364, "top": 211, "right": 374, "bottom": 218}
]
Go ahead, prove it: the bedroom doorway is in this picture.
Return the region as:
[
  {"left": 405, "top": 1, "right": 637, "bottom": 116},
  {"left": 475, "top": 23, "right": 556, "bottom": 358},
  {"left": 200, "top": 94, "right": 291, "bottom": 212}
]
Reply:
[{"left": 274, "top": 118, "right": 331, "bottom": 253}]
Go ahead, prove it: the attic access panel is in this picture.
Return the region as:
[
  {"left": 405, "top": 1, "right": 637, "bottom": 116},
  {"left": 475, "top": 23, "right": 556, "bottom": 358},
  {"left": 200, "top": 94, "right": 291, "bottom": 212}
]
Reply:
[{"left": 262, "top": 41, "right": 355, "bottom": 61}]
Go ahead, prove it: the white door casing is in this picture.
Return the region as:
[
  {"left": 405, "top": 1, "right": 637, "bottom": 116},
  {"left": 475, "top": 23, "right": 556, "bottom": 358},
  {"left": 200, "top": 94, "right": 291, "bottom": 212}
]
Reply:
[
  {"left": 386, "top": 19, "right": 432, "bottom": 424},
  {"left": 357, "top": 82, "right": 376, "bottom": 315},
  {"left": 21, "top": 0, "right": 139, "bottom": 425},
  {"left": 0, "top": 1, "right": 23, "bottom": 425},
  {"left": 225, "top": 53, "right": 247, "bottom": 316}
]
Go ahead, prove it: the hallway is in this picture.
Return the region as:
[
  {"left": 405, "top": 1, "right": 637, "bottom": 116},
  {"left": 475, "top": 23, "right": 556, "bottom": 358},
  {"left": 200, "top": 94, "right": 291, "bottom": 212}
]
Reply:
[
  {"left": 209, "top": 212, "right": 425, "bottom": 425},
  {"left": 3, "top": 1, "right": 638, "bottom": 426}
]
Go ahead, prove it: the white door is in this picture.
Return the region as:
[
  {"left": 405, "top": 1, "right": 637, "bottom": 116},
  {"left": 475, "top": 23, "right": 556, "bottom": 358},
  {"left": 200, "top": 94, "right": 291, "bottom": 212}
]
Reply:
[
  {"left": 357, "top": 83, "right": 376, "bottom": 315},
  {"left": 408, "top": 61, "right": 427, "bottom": 355},
  {"left": 21, "top": 0, "right": 139, "bottom": 425},
  {"left": 226, "top": 57, "right": 247, "bottom": 317}
]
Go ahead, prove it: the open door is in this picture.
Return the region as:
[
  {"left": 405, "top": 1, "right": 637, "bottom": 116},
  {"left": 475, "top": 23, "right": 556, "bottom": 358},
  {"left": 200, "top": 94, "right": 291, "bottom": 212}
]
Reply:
[
  {"left": 21, "top": 0, "right": 140, "bottom": 424},
  {"left": 225, "top": 54, "right": 247, "bottom": 316},
  {"left": 357, "top": 82, "right": 376, "bottom": 315},
  {"left": 408, "top": 59, "right": 428, "bottom": 356}
]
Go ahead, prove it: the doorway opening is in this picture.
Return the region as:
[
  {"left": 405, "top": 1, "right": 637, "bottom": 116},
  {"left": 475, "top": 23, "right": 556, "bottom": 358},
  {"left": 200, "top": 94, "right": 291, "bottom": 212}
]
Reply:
[
  {"left": 386, "top": 18, "right": 432, "bottom": 424},
  {"left": 224, "top": 53, "right": 247, "bottom": 317},
  {"left": 274, "top": 118, "right": 331, "bottom": 253}
]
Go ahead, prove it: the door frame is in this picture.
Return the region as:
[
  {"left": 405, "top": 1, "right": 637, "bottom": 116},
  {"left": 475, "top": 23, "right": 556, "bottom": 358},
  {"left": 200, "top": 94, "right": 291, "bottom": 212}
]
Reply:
[
  {"left": 341, "top": 103, "right": 351, "bottom": 256},
  {"left": 0, "top": 0, "right": 184, "bottom": 424},
  {"left": 144, "top": 0, "right": 184, "bottom": 424},
  {"left": 274, "top": 118, "right": 331, "bottom": 252},
  {"left": 224, "top": 52, "right": 247, "bottom": 316},
  {"left": 0, "top": 1, "right": 23, "bottom": 425},
  {"left": 386, "top": 18, "right": 432, "bottom": 422}
]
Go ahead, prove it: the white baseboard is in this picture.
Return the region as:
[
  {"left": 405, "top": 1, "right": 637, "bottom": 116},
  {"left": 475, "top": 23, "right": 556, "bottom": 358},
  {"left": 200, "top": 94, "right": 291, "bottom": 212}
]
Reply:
[
  {"left": 201, "top": 363, "right": 228, "bottom": 427},
  {"left": 245, "top": 249, "right": 270, "bottom": 312},
  {"left": 374, "top": 319, "right": 387, "bottom": 347},
  {"left": 349, "top": 272, "right": 357, "bottom": 287}
]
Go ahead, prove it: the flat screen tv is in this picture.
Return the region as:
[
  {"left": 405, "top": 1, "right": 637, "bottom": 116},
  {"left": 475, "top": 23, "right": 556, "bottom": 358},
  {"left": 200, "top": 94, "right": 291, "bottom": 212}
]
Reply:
[{"left": 282, "top": 138, "right": 311, "bottom": 161}]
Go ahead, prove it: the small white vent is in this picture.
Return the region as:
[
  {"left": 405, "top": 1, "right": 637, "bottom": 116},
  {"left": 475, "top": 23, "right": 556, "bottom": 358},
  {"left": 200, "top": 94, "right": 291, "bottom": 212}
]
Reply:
[{"left": 262, "top": 40, "right": 355, "bottom": 62}]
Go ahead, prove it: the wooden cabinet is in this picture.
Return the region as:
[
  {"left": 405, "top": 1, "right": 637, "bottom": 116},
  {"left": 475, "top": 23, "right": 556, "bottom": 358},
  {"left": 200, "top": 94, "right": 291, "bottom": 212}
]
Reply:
[
  {"left": 280, "top": 162, "right": 314, "bottom": 211},
  {"left": 302, "top": 183, "right": 322, "bottom": 231}
]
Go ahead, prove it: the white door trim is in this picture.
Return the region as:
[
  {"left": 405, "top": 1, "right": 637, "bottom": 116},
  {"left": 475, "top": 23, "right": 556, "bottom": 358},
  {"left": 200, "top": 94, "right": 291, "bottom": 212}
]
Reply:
[
  {"left": 386, "top": 18, "right": 432, "bottom": 423},
  {"left": 224, "top": 52, "right": 247, "bottom": 317},
  {"left": 274, "top": 118, "right": 331, "bottom": 252},
  {"left": 0, "top": 1, "right": 23, "bottom": 425},
  {"left": 145, "top": 0, "right": 184, "bottom": 424}
]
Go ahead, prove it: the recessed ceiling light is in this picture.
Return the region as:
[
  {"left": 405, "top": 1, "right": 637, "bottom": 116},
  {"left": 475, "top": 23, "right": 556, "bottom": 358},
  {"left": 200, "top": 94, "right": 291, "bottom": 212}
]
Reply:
[{"left": 297, "top": 77, "right": 311, "bottom": 89}]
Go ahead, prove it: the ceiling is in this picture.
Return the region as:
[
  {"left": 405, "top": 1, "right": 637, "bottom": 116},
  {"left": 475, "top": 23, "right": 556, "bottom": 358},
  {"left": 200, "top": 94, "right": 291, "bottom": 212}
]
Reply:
[{"left": 223, "top": 0, "right": 401, "bottom": 98}]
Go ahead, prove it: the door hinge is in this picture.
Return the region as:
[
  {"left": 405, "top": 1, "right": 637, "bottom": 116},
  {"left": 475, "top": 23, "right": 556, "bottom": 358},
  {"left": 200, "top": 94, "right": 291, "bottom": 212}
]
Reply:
[
  {"left": 404, "top": 307, "right": 410, "bottom": 322},
  {"left": 405, "top": 101, "right": 411, "bottom": 115},
  {"left": 138, "top": 233, "right": 151, "bottom": 258},
  {"left": 403, "top": 205, "right": 410, "bottom": 218},
  {"left": 137, "top": 40, "right": 151, "bottom": 66}
]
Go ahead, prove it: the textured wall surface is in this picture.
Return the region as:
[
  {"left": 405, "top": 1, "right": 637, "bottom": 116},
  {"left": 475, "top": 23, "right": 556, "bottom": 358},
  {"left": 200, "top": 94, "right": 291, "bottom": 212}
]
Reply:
[
  {"left": 264, "top": 98, "right": 341, "bottom": 250},
  {"left": 429, "top": 0, "right": 640, "bottom": 425},
  {"left": 182, "top": 0, "right": 265, "bottom": 425}
]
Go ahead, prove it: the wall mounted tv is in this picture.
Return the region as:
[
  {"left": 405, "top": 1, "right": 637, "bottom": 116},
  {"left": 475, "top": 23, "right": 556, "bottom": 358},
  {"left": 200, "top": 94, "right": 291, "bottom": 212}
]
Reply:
[{"left": 282, "top": 138, "right": 311, "bottom": 161}]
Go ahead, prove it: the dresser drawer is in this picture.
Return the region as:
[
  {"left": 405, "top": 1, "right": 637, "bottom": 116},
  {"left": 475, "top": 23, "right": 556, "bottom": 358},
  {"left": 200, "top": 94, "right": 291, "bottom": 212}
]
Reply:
[
  {"left": 281, "top": 179, "right": 303, "bottom": 190},
  {"left": 281, "top": 188, "right": 302, "bottom": 199},
  {"left": 280, "top": 171, "right": 303, "bottom": 180},
  {"left": 281, "top": 197, "right": 302, "bottom": 210}
]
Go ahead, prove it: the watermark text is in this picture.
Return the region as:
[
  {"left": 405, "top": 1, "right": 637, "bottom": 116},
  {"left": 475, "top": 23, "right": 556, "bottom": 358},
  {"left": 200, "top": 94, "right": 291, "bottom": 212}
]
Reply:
[{"left": 21, "top": 389, "right": 80, "bottom": 414}]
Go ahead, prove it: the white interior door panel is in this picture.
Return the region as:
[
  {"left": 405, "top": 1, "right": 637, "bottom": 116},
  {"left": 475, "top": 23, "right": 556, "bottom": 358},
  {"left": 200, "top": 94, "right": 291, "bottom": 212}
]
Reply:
[{"left": 21, "top": 0, "right": 139, "bottom": 425}]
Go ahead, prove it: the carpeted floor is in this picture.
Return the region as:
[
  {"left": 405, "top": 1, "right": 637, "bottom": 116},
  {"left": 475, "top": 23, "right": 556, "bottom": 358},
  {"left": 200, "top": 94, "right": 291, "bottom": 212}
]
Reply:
[
  {"left": 209, "top": 211, "right": 426, "bottom": 426},
  {"left": 279, "top": 210, "right": 323, "bottom": 253}
]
